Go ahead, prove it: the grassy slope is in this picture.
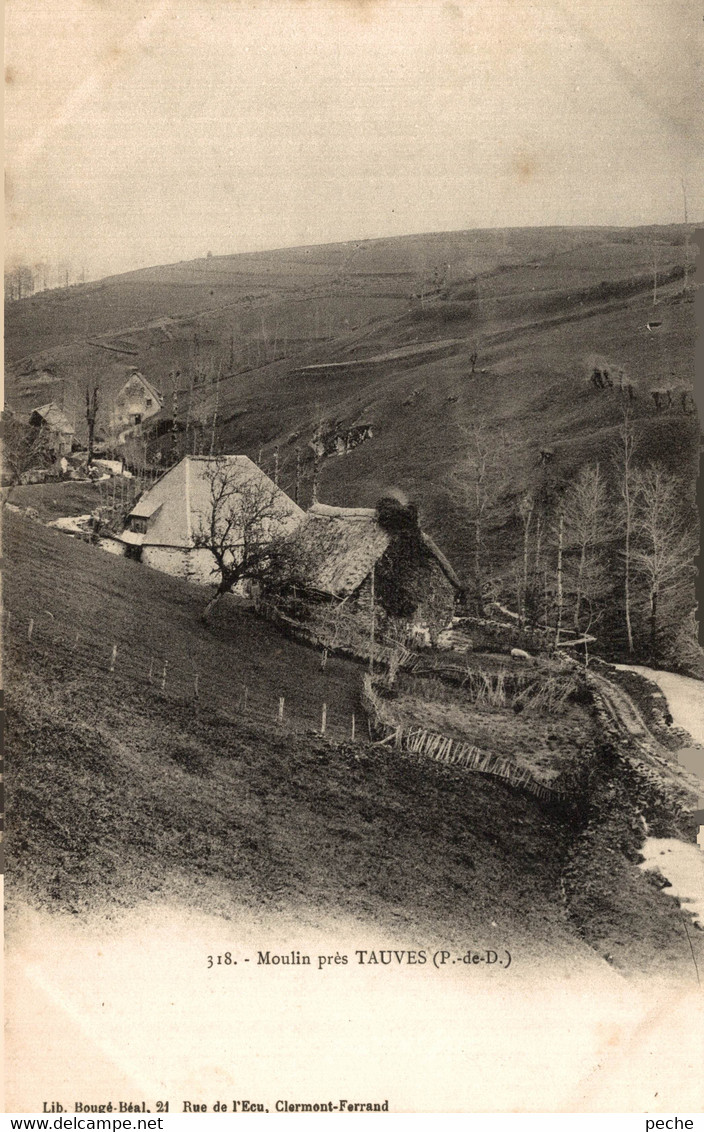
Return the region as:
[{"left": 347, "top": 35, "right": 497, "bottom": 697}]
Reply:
[
  {"left": 5, "top": 513, "right": 702, "bottom": 977},
  {"left": 5, "top": 226, "right": 698, "bottom": 595},
  {"left": 6, "top": 480, "right": 106, "bottom": 521},
  {"left": 5, "top": 515, "right": 578, "bottom": 957},
  {"left": 3, "top": 513, "right": 361, "bottom": 732}
]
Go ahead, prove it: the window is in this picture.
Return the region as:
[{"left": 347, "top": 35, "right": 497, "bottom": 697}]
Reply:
[
  {"left": 131, "top": 517, "right": 147, "bottom": 534},
  {"left": 133, "top": 413, "right": 143, "bottom": 424},
  {"left": 146, "top": 398, "right": 153, "bottom": 408}
]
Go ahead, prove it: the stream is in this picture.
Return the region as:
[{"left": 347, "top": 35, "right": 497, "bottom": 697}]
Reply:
[
  {"left": 613, "top": 663, "right": 704, "bottom": 746},
  {"left": 614, "top": 663, "right": 704, "bottom": 925}
]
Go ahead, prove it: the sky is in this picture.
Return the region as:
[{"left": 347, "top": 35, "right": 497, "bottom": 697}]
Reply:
[{"left": 5, "top": 0, "right": 703, "bottom": 281}]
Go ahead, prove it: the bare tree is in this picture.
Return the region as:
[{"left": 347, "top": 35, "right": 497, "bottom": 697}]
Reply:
[
  {"left": 561, "top": 463, "right": 612, "bottom": 634},
  {"left": 612, "top": 407, "right": 637, "bottom": 652},
  {"left": 468, "top": 338, "right": 480, "bottom": 375},
  {"left": 192, "top": 460, "right": 308, "bottom": 621},
  {"left": 516, "top": 491, "right": 535, "bottom": 631},
  {"left": 452, "top": 420, "right": 507, "bottom": 614},
  {"left": 631, "top": 465, "right": 696, "bottom": 657},
  {"left": 85, "top": 386, "right": 99, "bottom": 465},
  {"left": 4, "top": 262, "right": 35, "bottom": 301},
  {"left": 554, "top": 510, "right": 565, "bottom": 647},
  {"left": 2, "top": 414, "right": 52, "bottom": 484}
]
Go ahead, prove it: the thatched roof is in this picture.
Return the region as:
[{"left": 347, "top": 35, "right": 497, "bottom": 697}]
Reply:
[
  {"left": 30, "top": 402, "right": 74, "bottom": 435},
  {"left": 294, "top": 502, "right": 462, "bottom": 598},
  {"left": 421, "top": 532, "right": 462, "bottom": 590}
]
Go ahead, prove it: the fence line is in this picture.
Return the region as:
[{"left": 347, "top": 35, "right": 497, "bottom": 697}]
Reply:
[
  {"left": 5, "top": 608, "right": 359, "bottom": 744},
  {"left": 361, "top": 675, "right": 571, "bottom": 805},
  {"left": 6, "top": 605, "right": 577, "bottom": 803}
]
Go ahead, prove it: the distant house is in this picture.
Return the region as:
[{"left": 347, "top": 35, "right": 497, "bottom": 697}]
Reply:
[
  {"left": 119, "top": 455, "right": 304, "bottom": 586},
  {"left": 112, "top": 371, "right": 163, "bottom": 441},
  {"left": 28, "top": 402, "right": 75, "bottom": 457},
  {"left": 288, "top": 500, "right": 463, "bottom": 648}
]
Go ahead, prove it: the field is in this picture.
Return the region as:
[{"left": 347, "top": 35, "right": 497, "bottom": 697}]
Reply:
[
  {"left": 388, "top": 669, "right": 593, "bottom": 786},
  {"left": 6, "top": 479, "right": 105, "bottom": 521}
]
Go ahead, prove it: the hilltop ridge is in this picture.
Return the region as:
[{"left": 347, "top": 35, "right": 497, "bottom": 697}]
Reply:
[{"left": 5, "top": 224, "right": 698, "bottom": 619}]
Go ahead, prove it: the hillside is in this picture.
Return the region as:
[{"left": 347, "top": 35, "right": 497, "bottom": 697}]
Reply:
[
  {"left": 5, "top": 224, "right": 699, "bottom": 649},
  {"left": 3, "top": 514, "right": 575, "bottom": 955},
  {"left": 5, "top": 514, "right": 702, "bottom": 978}
]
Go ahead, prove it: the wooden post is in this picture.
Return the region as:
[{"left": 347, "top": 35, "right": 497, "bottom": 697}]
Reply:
[
  {"left": 210, "top": 364, "right": 221, "bottom": 455},
  {"left": 194, "top": 673, "right": 200, "bottom": 698},
  {"left": 148, "top": 657, "right": 154, "bottom": 684},
  {"left": 161, "top": 661, "right": 168, "bottom": 691},
  {"left": 321, "top": 703, "right": 327, "bottom": 735},
  {"left": 109, "top": 644, "right": 117, "bottom": 672},
  {"left": 556, "top": 512, "right": 564, "bottom": 648},
  {"left": 351, "top": 713, "right": 356, "bottom": 741},
  {"left": 278, "top": 696, "right": 285, "bottom": 724},
  {"left": 172, "top": 388, "right": 178, "bottom": 453},
  {"left": 273, "top": 446, "right": 279, "bottom": 486},
  {"left": 312, "top": 451, "right": 320, "bottom": 504},
  {"left": 27, "top": 617, "right": 34, "bottom": 641},
  {"left": 295, "top": 447, "right": 301, "bottom": 505},
  {"left": 243, "top": 686, "right": 248, "bottom": 713},
  {"left": 369, "top": 563, "right": 375, "bottom": 674}
]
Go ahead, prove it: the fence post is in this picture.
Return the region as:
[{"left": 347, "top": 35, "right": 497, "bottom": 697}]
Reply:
[
  {"left": 351, "top": 713, "right": 356, "bottom": 741},
  {"left": 27, "top": 617, "right": 34, "bottom": 641},
  {"left": 242, "top": 686, "right": 248, "bottom": 713},
  {"left": 148, "top": 658, "right": 154, "bottom": 684},
  {"left": 194, "top": 673, "right": 199, "bottom": 699},
  {"left": 109, "top": 644, "right": 117, "bottom": 672},
  {"left": 161, "top": 661, "right": 168, "bottom": 691},
  {"left": 321, "top": 703, "right": 327, "bottom": 735},
  {"left": 278, "top": 697, "right": 285, "bottom": 724}
]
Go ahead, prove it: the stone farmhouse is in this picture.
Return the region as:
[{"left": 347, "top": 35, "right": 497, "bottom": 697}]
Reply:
[{"left": 111, "top": 371, "right": 163, "bottom": 441}]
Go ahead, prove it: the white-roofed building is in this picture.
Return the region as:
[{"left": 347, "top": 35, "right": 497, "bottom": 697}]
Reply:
[{"left": 119, "top": 455, "right": 304, "bottom": 587}]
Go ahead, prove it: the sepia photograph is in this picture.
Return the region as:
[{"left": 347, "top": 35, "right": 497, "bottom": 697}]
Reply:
[{"left": 3, "top": 0, "right": 703, "bottom": 1116}]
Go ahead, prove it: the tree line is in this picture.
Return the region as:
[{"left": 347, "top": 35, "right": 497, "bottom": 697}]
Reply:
[
  {"left": 455, "top": 408, "right": 699, "bottom": 671},
  {"left": 4, "top": 259, "right": 85, "bottom": 301}
]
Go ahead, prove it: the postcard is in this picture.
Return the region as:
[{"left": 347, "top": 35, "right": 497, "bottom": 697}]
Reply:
[{"left": 3, "top": 0, "right": 703, "bottom": 1115}]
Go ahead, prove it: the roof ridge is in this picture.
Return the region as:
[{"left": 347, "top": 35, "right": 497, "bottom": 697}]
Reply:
[
  {"left": 129, "top": 371, "right": 163, "bottom": 402},
  {"left": 187, "top": 453, "right": 249, "bottom": 461},
  {"left": 309, "top": 503, "right": 376, "bottom": 519}
]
